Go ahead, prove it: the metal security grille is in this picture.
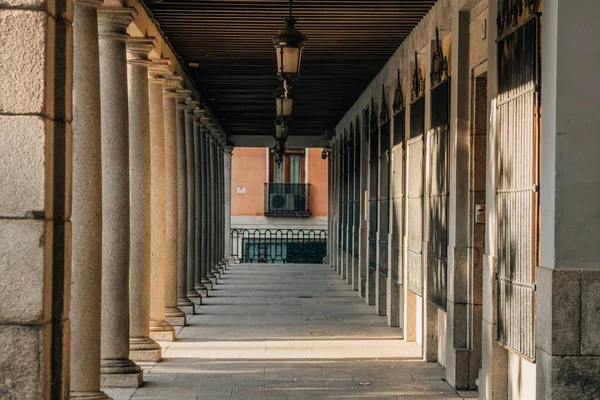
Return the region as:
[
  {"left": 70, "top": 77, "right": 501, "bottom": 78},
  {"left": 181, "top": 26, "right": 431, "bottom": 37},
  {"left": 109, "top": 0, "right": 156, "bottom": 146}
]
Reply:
[
  {"left": 496, "top": 15, "right": 540, "bottom": 361},
  {"left": 340, "top": 137, "right": 347, "bottom": 252},
  {"left": 354, "top": 116, "right": 361, "bottom": 259},
  {"left": 391, "top": 110, "right": 405, "bottom": 283},
  {"left": 347, "top": 126, "right": 355, "bottom": 257},
  {"left": 368, "top": 100, "right": 379, "bottom": 272},
  {"left": 407, "top": 96, "right": 425, "bottom": 295},
  {"left": 379, "top": 87, "right": 391, "bottom": 277},
  {"left": 428, "top": 78, "right": 450, "bottom": 310},
  {"left": 230, "top": 229, "right": 327, "bottom": 264}
]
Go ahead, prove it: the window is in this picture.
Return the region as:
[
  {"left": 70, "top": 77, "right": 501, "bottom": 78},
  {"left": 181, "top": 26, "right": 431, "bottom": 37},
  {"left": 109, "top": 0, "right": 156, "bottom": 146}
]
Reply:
[{"left": 269, "top": 149, "right": 306, "bottom": 184}]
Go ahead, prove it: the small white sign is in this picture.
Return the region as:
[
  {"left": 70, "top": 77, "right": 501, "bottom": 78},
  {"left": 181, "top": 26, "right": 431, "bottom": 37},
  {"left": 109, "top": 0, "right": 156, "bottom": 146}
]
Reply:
[{"left": 236, "top": 187, "right": 246, "bottom": 194}]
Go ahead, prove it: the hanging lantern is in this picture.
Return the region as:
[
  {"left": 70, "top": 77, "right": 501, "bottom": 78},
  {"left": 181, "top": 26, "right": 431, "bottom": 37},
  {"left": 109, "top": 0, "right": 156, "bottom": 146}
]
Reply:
[
  {"left": 274, "top": 119, "right": 289, "bottom": 141},
  {"left": 274, "top": 89, "right": 293, "bottom": 119},
  {"left": 273, "top": 0, "right": 307, "bottom": 95}
]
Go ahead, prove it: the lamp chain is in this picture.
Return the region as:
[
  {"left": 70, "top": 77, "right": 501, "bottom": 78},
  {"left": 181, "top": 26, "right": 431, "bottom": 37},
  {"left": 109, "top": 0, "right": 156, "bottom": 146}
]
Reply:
[{"left": 289, "top": 0, "right": 293, "bottom": 19}]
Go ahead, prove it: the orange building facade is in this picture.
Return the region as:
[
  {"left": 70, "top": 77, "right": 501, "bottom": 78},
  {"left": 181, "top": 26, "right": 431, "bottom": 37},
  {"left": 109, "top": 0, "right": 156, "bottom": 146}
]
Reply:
[{"left": 231, "top": 147, "right": 328, "bottom": 227}]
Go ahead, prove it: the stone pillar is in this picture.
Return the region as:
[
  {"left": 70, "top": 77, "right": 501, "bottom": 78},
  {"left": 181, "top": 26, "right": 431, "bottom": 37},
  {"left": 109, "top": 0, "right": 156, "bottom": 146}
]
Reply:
[
  {"left": 174, "top": 91, "right": 195, "bottom": 316},
  {"left": 194, "top": 110, "right": 209, "bottom": 296},
  {"left": 202, "top": 121, "right": 217, "bottom": 287},
  {"left": 1, "top": 0, "right": 73, "bottom": 392},
  {"left": 185, "top": 100, "right": 203, "bottom": 306},
  {"left": 537, "top": 2, "right": 600, "bottom": 399},
  {"left": 147, "top": 59, "right": 176, "bottom": 342},
  {"left": 331, "top": 138, "right": 338, "bottom": 272},
  {"left": 126, "top": 37, "right": 162, "bottom": 362},
  {"left": 217, "top": 137, "right": 227, "bottom": 271},
  {"left": 97, "top": 6, "right": 142, "bottom": 388},
  {"left": 207, "top": 129, "right": 220, "bottom": 281},
  {"left": 163, "top": 77, "right": 187, "bottom": 326},
  {"left": 224, "top": 145, "right": 234, "bottom": 263},
  {"left": 69, "top": 0, "right": 109, "bottom": 397},
  {"left": 444, "top": 10, "right": 475, "bottom": 389}
]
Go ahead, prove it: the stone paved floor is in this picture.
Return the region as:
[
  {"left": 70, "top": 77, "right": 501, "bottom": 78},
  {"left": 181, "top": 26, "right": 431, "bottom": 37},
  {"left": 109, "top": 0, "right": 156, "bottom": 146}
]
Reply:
[{"left": 106, "top": 263, "right": 476, "bottom": 400}]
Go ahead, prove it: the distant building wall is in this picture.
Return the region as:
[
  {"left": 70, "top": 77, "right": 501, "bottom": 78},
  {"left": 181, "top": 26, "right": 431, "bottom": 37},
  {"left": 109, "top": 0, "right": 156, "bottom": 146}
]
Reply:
[
  {"left": 231, "top": 147, "right": 267, "bottom": 217},
  {"left": 231, "top": 147, "right": 328, "bottom": 224}
]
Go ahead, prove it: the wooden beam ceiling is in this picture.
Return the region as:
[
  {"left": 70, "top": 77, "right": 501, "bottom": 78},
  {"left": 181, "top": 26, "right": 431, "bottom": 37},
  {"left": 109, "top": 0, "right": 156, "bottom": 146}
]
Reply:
[{"left": 146, "top": 0, "right": 437, "bottom": 137}]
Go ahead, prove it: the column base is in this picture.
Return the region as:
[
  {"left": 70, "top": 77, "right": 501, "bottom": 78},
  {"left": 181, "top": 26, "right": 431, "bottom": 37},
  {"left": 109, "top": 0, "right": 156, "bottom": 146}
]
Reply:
[
  {"left": 200, "top": 278, "right": 213, "bottom": 297},
  {"left": 187, "top": 290, "right": 202, "bottom": 305},
  {"left": 177, "top": 297, "right": 196, "bottom": 315},
  {"left": 195, "top": 282, "right": 209, "bottom": 296},
  {"left": 129, "top": 336, "right": 162, "bottom": 363},
  {"left": 100, "top": 358, "right": 143, "bottom": 388},
  {"left": 165, "top": 306, "right": 186, "bottom": 326},
  {"left": 70, "top": 391, "right": 111, "bottom": 399},
  {"left": 149, "top": 320, "right": 175, "bottom": 342}
]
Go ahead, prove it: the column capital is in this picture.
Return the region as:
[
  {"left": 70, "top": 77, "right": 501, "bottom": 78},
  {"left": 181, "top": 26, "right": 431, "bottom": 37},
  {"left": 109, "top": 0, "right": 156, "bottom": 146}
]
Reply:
[
  {"left": 193, "top": 107, "right": 205, "bottom": 123},
  {"left": 98, "top": 7, "right": 137, "bottom": 40},
  {"left": 73, "top": 0, "right": 103, "bottom": 8},
  {"left": 148, "top": 58, "right": 172, "bottom": 82},
  {"left": 224, "top": 145, "right": 234, "bottom": 155},
  {"left": 127, "top": 37, "right": 156, "bottom": 65},
  {"left": 184, "top": 100, "right": 198, "bottom": 117},
  {"left": 163, "top": 76, "right": 184, "bottom": 97}
]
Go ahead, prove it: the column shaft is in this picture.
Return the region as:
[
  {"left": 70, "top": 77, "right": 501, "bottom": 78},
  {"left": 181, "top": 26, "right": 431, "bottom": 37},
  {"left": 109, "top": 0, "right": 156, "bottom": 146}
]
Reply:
[
  {"left": 126, "top": 37, "right": 161, "bottom": 362},
  {"left": 194, "top": 113, "right": 209, "bottom": 295},
  {"left": 223, "top": 146, "right": 234, "bottom": 262},
  {"left": 209, "top": 136, "right": 220, "bottom": 276},
  {"left": 174, "top": 92, "right": 195, "bottom": 316},
  {"left": 70, "top": 0, "right": 109, "bottom": 397},
  {"left": 148, "top": 60, "right": 175, "bottom": 342},
  {"left": 163, "top": 79, "right": 186, "bottom": 326},
  {"left": 98, "top": 7, "right": 142, "bottom": 387},
  {"left": 185, "top": 102, "right": 202, "bottom": 305},
  {"left": 201, "top": 123, "right": 215, "bottom": 286}
]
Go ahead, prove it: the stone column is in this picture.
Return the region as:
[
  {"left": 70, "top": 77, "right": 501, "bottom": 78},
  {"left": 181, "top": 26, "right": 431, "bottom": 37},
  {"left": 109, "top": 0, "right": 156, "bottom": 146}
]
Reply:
[
  {"left": 97, "top": 6, "right": 142, "bottom": 388},
  {"left": 1, "top": 0, "right": 72, "bottom": 396},
  {"left": 206, "top": 126, "right": 219, "bottom": 282},
  {"left": 147, "top": 59, "right": 175, "bottom": 342},
  {"left": 163, "top": 77, "right": 187, "bottom": 326},
  {"left": 201, "top": 120, "right": 217, "bottom": 287},
  {"left": 174, "top": 91, "right": 195, "bottom": 316},
  {"left": 223, "top": 145, "right": 234, "bottom": 263},
  {"left": 210, "top": 133, "right": 223, "bottom": 276},
  {"left": 536, "top": 2, "right": 600, "bottom": 399},
  {"left": 185, "top": 100, "right": 203, "bottom": 306},
  {"left": 70, "top": 0, "right": 110, "bottom": 397},
  {"left": 216, "top": 137, "right": 226, "bottom": 271},
  {"left": 194, "top": 110, "right": 209, "bottom": 296},
  {"left": 126, "top": 37, "right": 162, "bottom": 363}
]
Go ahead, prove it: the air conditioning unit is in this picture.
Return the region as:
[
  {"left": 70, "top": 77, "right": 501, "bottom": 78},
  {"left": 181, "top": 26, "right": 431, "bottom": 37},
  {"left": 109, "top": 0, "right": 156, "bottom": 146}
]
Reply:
[{"left": 269, "top": 193, "right": 296, "bottom": 211}]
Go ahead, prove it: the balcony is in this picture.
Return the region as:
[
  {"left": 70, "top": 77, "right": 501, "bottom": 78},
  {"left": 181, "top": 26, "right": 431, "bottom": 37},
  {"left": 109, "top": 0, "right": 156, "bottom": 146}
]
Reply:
[{"left": 264, "top": 183, "right": 310, "bottom": 217}]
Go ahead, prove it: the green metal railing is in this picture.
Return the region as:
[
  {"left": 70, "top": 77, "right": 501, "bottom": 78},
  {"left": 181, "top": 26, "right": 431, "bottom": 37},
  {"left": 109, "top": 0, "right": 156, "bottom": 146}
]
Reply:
[{"left": 230, "top": 229, "right": 327, "bottom": 264}]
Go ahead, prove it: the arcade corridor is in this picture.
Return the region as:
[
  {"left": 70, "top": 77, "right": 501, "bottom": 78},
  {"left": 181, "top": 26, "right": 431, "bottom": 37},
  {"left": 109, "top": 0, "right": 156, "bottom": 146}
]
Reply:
[
  {"left": 105, "top": 263, "right": 471, "bottom": 400},
  {"left": 3, "top": 0, "right": 600, "bottom": 398}
]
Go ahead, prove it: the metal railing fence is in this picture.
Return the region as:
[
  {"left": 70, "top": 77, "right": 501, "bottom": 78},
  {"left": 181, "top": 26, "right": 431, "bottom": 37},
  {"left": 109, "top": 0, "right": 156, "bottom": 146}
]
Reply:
[{"left": 230, "top": 228, "right": 327, "bottom": 264}]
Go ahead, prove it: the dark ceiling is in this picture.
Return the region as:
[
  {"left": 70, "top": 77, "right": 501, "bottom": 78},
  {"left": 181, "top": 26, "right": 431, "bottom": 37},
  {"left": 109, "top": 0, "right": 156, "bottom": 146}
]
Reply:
[{"left": 146, "top": 0, "right": 437, "bottom": 137}]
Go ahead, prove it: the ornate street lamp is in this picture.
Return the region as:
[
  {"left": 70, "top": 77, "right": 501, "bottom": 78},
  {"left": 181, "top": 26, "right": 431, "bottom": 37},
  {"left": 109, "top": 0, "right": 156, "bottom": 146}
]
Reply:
[
  {"left": 274, "top": 89, "right": 293, "bottom": 120},
  {"left": 273, "top": 0, "right": 307, "bottom": 96},
  {"left": 274, "top": 119, "right": 289, "bottom": 142}
]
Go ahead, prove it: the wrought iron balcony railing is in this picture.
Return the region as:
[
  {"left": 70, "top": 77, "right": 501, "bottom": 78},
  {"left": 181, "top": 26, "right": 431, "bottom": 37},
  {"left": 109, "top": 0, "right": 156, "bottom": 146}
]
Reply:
[{"left": 264, "top": 183, "right": 310, "bottom": 217}]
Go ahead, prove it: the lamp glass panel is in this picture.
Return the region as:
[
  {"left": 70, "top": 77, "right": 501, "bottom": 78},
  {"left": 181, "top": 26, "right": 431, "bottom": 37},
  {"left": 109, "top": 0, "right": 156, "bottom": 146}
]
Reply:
[
  {"left": 276, "top": 97, "right": 293, "bottom": 117},
  {"left": 276, "top": 46, "right": 301, "bottom": 75}
]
